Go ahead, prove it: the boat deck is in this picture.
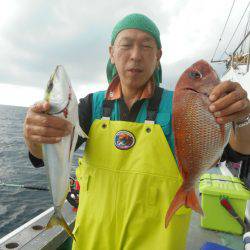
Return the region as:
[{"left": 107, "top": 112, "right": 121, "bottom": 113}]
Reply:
[
  {"left": 0, "top": 202, "right": 75, "bottom": 250},
  {"left": 187, "top": 212, "right": 243, "bottom": 250}
]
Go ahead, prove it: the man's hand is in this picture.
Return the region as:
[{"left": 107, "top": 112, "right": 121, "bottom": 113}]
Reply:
[
  {"left": 209, "top": 81, "right": 250, "bottom": 124},
  {"left": 23, "top": 101, "right": 72, "bottom": 158}
]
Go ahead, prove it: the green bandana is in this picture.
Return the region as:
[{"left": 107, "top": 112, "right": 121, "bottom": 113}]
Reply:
[{"left": 106, "top": 13, "right": 162, "bottom": 85}]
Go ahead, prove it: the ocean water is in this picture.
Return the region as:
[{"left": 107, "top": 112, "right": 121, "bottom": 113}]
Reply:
[{"left": 0, "top": 104, "right": 81, "bottom": 239}]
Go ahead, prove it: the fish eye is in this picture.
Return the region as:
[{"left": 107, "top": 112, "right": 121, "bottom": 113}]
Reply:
[{"left": 189, "top": 71, "right": 202, "bottom": 79}]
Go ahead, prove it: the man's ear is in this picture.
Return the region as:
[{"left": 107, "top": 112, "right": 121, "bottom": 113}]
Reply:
[
  {"left": 109, "top": 46, "right": 115, "bottom": 64},
  {"left": 157, "top": 49, "right": 162, "bottom": 62}
]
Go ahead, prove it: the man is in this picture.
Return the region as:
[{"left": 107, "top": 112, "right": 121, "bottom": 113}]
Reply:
[
  {"left": 66, "top": 177, "right": 80, "bottom": 212},
  {"left": 24, "top": 13, "right": 250, "bottom": 250}
]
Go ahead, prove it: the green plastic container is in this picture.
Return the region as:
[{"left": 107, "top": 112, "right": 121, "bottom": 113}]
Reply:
[{"left": 199, "top": 173, "right": 250, "bottom": 235}]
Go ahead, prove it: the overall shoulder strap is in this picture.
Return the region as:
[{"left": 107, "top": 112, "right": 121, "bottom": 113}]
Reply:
[
  {"left": 145, "top": 86, "right": 164, "bottom": 124},
  {"left": 102, "top": 99, "right": 115, "bottom": 120}
]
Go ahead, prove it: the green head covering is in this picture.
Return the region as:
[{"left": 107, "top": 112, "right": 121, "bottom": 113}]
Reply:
[{"left": 106, "top": 13, "right": 162, "bottom": 85}]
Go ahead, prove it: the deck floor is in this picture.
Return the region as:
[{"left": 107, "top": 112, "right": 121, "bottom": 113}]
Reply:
[{"left": 187, "top": 212, "right": 243, "bottom": 250}]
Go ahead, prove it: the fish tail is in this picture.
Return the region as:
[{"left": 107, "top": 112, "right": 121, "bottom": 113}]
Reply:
[
  {"left": 46, "top": 211, "right": 76, "bottom": 241},
  {"left": 165, "top": 185, "right": 203, "bottom": 228},
  {"left": 186, "top": 187, "right": 203, "bottom": 215},
  {"left": 165, "top": 185, "right": 187, "bottom": 228}
]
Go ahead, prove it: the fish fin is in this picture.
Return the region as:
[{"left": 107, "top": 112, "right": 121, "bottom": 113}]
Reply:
[
  {"left": 186, "top": 187, "right": 203, "bottom": 215},
  {"left": 46, "top": 211, "right": 76, "bottom": 241},
  {"left": 165, "top": 185, "right": 187, "bottom": 228},
  {"left": 165, "top": 185, "right": 203, "bottom": 228},
  {"left": 75, "top": 122, "right": 88, "bottom": 139}
]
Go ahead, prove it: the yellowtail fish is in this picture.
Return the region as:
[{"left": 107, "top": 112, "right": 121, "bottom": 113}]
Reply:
[{"left": 42, "top": 65, "right": 88, "bottom": 240}]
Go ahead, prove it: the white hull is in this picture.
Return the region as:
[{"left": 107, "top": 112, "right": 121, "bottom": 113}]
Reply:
[{"left": 0, "top": 202, "right": 75, "bottom": 250}]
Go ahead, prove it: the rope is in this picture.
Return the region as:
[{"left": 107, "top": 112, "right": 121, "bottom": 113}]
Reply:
[
  {"left": 240, "top": 12, "right": 250, "bottom": 54},
  {"left": 219, "top": 0, "right": 250, "bottom": 60},
  {"left": 211, "top": 0, "right": 236, "bottom": 61}
]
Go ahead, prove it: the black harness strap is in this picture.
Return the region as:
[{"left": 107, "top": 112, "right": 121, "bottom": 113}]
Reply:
[
  {"left": 102, "top": 99, "right": 115, "bottom": 119},
  {"left": 145, "top": 86, "right": 164, "bottom": 123}
]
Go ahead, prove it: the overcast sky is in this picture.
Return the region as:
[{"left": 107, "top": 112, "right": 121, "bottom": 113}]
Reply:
[{"left": 0, "top": 0, "right": 249, "bottom": 106}]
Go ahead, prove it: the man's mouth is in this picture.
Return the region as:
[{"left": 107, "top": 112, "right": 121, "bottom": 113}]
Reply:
[{"left": 128, "top": 68, "right": 143, "bottom": 74}]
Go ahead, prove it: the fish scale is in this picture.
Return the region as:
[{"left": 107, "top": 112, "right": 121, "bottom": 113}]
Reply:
[{"left": 165, "top": 60, "right": 231, "bottom": 228}]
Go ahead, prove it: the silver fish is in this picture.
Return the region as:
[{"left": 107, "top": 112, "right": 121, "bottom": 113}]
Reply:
[{"left": 42, "top": 65, "right": 87, "bottom": 239}]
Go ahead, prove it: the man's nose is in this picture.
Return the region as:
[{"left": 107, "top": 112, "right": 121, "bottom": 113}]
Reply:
[{"left": 130, "top": 45, "right": 142, "bottom": 61}]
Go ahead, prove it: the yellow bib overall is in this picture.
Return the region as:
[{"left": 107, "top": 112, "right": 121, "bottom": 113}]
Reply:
[{"left": 72, "top": 114, "right": 191, "bottom": 250}]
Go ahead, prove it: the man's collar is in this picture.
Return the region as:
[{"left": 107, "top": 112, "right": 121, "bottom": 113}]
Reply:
[{"left": 106, "top": 76, "right": 155, "bottom": 101}]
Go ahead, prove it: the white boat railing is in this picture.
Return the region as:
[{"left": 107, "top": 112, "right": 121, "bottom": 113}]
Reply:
[{"left": 0, "top": 202, "right": 75, "bottom": 250}]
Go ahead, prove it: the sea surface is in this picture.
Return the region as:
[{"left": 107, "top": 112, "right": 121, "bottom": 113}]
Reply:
[{"left": 0, "top": 104, "right": 82, "bottom": 239}]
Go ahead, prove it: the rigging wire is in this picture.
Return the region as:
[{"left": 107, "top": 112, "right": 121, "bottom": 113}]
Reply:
[
  {"left": 211, "top": 0, "right": 236, "bottom": 62},
  {"left": 219, "top": 0, "right": 250, "bottom": 60},
  {"left": 240, "top": 12, "right": 250, "bottom": 54}
]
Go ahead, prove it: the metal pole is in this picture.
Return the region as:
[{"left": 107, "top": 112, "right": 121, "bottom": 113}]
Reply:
[
  {"left": 247, "top": 36, "right": 250, "bottom": 72},
  {"left": 233, "top": 31, "right": 250, "bottom": 56},
  {"left": 210, "top": 59, "right": 228, "bottom": 63}
]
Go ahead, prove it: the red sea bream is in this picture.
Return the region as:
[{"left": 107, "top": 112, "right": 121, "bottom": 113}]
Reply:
[{"left": 165, "top": 60, "right": 231, "bottom": 227}]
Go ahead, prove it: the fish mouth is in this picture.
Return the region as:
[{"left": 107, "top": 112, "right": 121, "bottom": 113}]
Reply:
[{"left": 185, "top": 88, "right": 210, "bottom": 97}]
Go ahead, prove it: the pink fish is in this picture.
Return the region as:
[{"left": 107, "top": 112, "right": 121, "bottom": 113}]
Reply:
[{"left": 165, "top": 60, "right": 231, "bottom": 228}]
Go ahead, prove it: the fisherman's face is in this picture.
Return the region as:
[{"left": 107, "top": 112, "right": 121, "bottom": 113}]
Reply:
[{"left": 109, "top": 29, "right": 162, "bottom": 89}]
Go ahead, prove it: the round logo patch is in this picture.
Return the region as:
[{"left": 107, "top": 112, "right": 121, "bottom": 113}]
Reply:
[{"left": 114, "top": 130, "right": 135, "bottom": 150}]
